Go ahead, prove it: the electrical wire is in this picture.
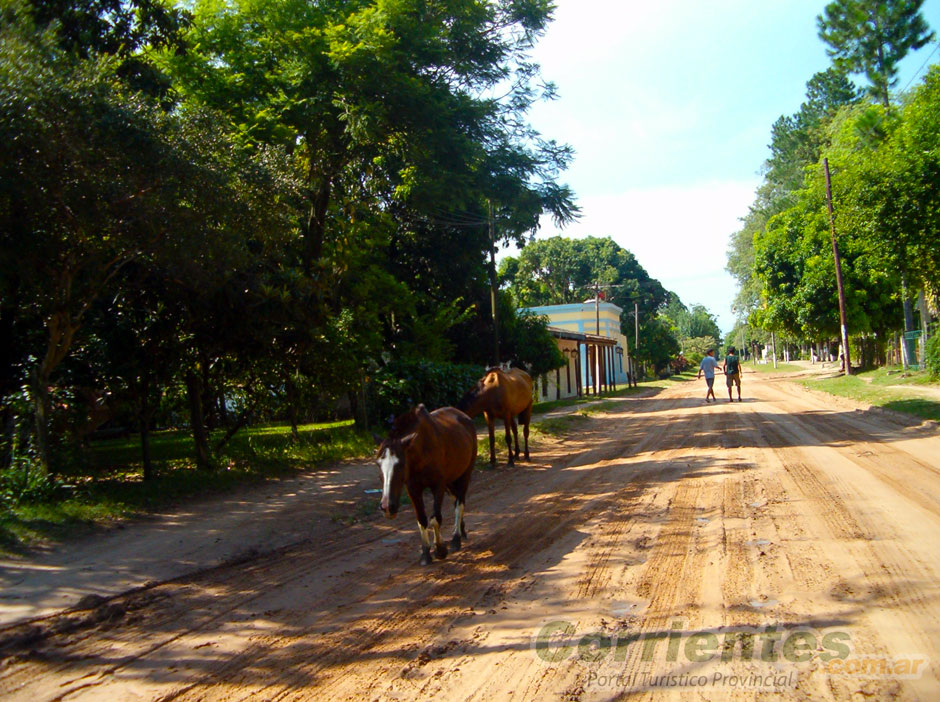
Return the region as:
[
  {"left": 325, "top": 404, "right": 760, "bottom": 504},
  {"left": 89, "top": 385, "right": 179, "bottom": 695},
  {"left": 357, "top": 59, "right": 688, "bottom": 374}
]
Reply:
[{"left": 902, "top": 38, "right": 940, "bottom": 93}]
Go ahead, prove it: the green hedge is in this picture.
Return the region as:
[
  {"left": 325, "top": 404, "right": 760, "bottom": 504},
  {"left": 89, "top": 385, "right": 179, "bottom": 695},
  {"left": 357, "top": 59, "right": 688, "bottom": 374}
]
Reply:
[
  {"left": 365, "top": 360, "right": 487, "bottom": 427},
  {"left": 926, "top": 333, "right": 940, "bottom": 378}
]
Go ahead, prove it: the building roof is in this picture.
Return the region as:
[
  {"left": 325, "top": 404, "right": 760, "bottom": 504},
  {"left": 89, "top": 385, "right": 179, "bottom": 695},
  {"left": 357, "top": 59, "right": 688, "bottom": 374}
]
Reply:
[
  {"left": 546, "top": 326, "right": 617, "bottom": 346},
  {"left": 524, "top": 301, "right": 624, "bottom": 316}
]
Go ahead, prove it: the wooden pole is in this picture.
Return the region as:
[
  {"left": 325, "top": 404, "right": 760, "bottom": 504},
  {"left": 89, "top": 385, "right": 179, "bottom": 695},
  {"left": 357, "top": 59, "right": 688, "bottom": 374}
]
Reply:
[
  {"left": 487, "top": 202, "right": 500, "bottom": 366},
  {"left": 824, "top": 158, "right": 852, "bottom": 376}
]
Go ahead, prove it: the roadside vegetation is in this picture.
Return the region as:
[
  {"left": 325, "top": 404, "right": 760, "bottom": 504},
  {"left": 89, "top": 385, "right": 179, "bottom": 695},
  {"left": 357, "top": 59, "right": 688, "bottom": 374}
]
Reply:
[
  {"left": 799, "top": 366, "right": 940, "bottom": 422},
  {"left": 1, "top": 421, "right": 375, "bottom": 553},
  {"left": 725, "top": 0, "right": 938, "bottom": 375}
]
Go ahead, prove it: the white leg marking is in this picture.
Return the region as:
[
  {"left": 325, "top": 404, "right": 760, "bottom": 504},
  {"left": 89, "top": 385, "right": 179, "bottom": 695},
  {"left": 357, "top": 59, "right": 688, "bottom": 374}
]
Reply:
[
  {"left": 453, "top": 503, "right": 464, "bottom": 538},
  {"left": 417, "top": 521, "right": 431, "bottom": 548},
  {"left": 429, "top": 517, "right": 443, "bottom": 548}
]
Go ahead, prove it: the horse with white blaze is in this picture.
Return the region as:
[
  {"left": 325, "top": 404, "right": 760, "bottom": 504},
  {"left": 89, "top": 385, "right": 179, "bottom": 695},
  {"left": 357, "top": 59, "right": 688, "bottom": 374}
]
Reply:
[{"left": 375, "top": 404, "right": 477, "bottom": 565}]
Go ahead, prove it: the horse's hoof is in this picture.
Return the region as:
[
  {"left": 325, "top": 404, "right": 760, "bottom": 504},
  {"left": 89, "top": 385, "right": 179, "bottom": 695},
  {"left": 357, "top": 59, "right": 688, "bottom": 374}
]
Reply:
[
  {"left": 524, "top": 452, "right": 530, "bottom": 461},
  {"left": 435, "top": 544, "right": 448, "bottom": 560},
  {"left": 450, "top": 535, "right": 462, "bottom": 551},
  {"left": 419, "top": 548, "right": 432, "bottom": 566}
]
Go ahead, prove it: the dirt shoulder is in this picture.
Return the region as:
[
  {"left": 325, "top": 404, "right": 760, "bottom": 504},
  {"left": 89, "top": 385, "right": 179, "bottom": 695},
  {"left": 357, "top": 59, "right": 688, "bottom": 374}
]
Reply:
[
  {"left": 0, "top": 388, "right": 660, "bottom": 628},
  {"left": 1, "top": 372, "right": 939, "bottom": 701}
]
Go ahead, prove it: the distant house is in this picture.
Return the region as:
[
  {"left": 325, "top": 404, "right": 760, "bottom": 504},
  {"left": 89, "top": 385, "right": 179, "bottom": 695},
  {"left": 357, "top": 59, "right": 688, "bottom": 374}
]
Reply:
[{"left": 522, "top": 300, "right": 633, "bottom": 401}]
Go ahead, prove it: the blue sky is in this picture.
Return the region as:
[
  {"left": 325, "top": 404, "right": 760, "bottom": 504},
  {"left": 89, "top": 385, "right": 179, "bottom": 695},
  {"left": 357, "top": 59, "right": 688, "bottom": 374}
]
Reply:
[{"left": 517, "top": 0, "right": 940, "bottom": 334}]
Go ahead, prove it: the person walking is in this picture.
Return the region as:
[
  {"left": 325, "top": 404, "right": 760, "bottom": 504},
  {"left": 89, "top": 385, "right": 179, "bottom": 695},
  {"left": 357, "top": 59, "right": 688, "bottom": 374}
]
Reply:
[
  {"left": 697, "top": 348, "right": 719, "bottom": 403},
  {"left": 724, "top": 346, "right": 742, "bottom": 402}
]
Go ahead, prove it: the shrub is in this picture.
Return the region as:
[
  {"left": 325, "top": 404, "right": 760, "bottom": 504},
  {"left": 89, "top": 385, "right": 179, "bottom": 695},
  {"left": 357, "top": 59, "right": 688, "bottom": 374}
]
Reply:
[
  {"left": 926, "top": 333, "right": 940, "bottom": 378},
  {"left": 0, "top": 431, "right": 61, "bottom": 507},
  {"left": 670, "top": 354, "right": 692, "bottom": 373},
  {"left": 365, "top": 360, "right": 486, "bottom": 428}
]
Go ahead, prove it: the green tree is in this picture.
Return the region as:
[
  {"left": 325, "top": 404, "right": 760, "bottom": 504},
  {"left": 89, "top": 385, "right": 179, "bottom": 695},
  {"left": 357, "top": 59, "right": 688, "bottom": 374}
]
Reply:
[
  {"left": 164, "top": 0, "right": 575, "bottom": 266},
  {"left": 817, "top": 0, "right": 934, "bottom": 108},
  {"left": 636, "top": 316, "right": 680, "bottom": 376},
  {"left": 499, "top": 235, "right": 668, "bottom": 328},
  {"left": 162, "top": 0, "right": 578, "bottom": 400},
  {"left": 727, "top": 69, "right": 861, "bottom": 327},
  {"left": 502, "top": 311, "right": 566, "bottom": 377},
  {"left": 0, "top": 12, "right": 296, "bottom": 471},
  {"left": 818, "top": 0, "right": 934, "bottom": 350}
]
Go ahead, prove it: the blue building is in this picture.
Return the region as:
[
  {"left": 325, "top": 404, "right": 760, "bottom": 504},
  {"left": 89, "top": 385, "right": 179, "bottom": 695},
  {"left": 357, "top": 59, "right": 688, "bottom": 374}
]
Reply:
[{"left": 522, "top": 300, "right": 634, "bottom": 400}]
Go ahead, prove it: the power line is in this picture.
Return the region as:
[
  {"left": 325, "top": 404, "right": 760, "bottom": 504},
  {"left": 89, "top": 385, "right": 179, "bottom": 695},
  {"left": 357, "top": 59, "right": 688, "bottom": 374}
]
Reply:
[{"left": 902, "top": 38, "right": 940, "bottom": 93}]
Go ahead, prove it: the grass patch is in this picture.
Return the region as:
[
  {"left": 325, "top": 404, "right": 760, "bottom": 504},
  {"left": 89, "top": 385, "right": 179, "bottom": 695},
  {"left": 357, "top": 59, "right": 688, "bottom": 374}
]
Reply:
[
  {"left": 798, "top": 374, "right": 940, "bottom": 423},
  {"left": 1, "top": 420, "right": 375, "bottom": 554},
  {"left": 860, "top": 365, "right": 938, "bottom": 387},
  {"left": 533, "top": 414, "right": 589, "bottom": 437},
  {"left": 748, "top": 362, "right": 803, "bottom": 374}
]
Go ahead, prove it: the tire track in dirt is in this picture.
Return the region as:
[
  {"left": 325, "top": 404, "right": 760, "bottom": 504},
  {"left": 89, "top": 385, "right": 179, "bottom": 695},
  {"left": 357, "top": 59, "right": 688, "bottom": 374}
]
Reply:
[
  {"left": 4, "top": 376, "right": 939, "bottom": 701},
  {"left": 741, "top": 380, "right": 940, "bottom": 699},
  {"left": 309, "top": 394, "right": 709, "bottom": 702},
  {"left": 0, "top": 391, "right": 690, "bottom": 702}
]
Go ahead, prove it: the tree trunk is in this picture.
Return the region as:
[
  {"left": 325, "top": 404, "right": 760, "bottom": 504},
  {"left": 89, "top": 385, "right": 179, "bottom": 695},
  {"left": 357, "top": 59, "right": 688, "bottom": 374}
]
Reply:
[
  {"left": 140, "top": 413, "right": 154, "bottom": 481},
  {"left": 185, "top": 370, "right": 212, "bottom": 471},
  {"left": 901, "top": 274, "right": 917, "bottom": 367},
  {"left": 29, "top": 310, "right": 81, "bottom": 474},
  {"left": 286, "top": 377, "right": 300, "bottom": 443},
  {"left": 30, "top": 370, "right": 52, "bottom": 476},
  {"left": 303, "top": 171, "right": 332, "bottom": 270},
  {"left": 201, "top": 360, "right": 217, "bottom": 431},
  {"left": 214, "top": 399, "right": 259, "bottom": 452}
]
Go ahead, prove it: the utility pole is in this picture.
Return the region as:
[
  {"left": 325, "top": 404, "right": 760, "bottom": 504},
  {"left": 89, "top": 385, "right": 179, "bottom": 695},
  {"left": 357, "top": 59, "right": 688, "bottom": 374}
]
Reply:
[
  {"left": 593, "top": 282, "right": 601, "bottom": 335},
  {"left": 591, "top": 282, "right": 639, "bottom": 388},
  {"left": 634, "top": 301, "right": 640, "bottom": 383},
  {"left": 824, "top": 158, "right": 852, "bottom": 376},
  {"left": 487, "top": 201, "right": 500, "bottom": 367}
]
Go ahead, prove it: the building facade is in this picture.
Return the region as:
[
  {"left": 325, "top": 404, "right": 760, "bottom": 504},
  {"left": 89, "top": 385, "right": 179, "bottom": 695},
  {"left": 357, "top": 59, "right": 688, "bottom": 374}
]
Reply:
[{"left": 523, "top": 300, "right": 634, "bottom": 401}]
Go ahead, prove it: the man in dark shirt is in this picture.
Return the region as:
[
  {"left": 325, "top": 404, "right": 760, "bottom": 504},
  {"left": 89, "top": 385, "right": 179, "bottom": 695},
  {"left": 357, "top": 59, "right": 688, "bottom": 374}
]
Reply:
[{"left": 723, "top": 346, "right": 742, "bottom": 402}]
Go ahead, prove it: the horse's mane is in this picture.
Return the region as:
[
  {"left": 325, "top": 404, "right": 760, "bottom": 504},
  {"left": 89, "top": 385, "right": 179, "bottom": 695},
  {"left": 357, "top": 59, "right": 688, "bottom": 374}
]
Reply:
[{"left": 389, "top": 406, "right": 420, "bottom": 438}]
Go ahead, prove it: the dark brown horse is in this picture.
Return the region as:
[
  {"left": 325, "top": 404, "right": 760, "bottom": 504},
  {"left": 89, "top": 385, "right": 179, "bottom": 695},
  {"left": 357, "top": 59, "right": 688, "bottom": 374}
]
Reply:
[
  {"left": 457, "top": 366, "right": 533, "bottom": 468},
  {"left": 375, "top": 404, "right": 477, "bottom": 565}
]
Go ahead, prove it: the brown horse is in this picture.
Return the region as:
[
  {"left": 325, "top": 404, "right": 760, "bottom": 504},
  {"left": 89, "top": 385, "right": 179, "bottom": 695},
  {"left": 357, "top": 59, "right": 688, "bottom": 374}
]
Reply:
[
  {"left": 375, "top": 404, "right": 477, "bottom": 565},
  {"left": 457, "top": 367, "right": 533, "bottom": 468}
]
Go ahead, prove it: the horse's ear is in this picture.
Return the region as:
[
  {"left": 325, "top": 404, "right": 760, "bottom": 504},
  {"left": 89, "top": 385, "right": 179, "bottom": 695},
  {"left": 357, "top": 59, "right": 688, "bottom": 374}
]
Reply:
[
  {"left": 400, "top": 432, "right": 418, "bottom": 447},
  {"left": 416, "top": 404, "right": 430, "bottom": 419},
  {"left": 372, "top": 432, "right": 383, "bottom": 446}
]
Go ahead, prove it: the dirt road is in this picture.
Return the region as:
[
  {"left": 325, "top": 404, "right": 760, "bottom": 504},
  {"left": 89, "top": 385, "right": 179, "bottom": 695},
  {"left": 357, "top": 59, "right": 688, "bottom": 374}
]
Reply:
[{"left": 2, "top": 371, "right": 939, "bottom": 701}]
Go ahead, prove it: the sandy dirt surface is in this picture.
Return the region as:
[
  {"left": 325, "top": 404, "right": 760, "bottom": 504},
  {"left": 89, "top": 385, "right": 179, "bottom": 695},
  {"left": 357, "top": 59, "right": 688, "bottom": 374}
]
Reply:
[{"left": 1, "top": 371, "right": 939, "bottom": 701}]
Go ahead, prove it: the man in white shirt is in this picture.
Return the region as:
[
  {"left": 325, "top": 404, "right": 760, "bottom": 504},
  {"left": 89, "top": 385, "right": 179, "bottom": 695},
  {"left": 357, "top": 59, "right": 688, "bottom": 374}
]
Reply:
[{"left": 697, "top": 348, "right": 720, "bottom": 403}]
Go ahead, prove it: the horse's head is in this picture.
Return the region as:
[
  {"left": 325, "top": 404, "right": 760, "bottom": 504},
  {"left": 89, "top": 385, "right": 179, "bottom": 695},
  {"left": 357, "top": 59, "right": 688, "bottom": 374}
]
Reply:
[
  {"left": 457, "top": 375, "right": 491, "bottom": 416},
  {"left": 376, "top": 438, "right": 409, "bottom": 518},
  {"left": 374, "top": 406, "right": 423, "bottom": 518}
]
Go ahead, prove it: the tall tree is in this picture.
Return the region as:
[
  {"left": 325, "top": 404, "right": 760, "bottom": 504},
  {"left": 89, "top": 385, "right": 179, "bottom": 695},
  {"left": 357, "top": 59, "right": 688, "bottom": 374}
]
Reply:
[
  {"left": 164, "top": 0, "right": 575, "bottom": 267},
  {"left": 499, "top": 236, "right": 667, "bottom": 324},
  {"left": 817, "top": 0, "right": 934, "bottom": 108},
  {"left": 728, "top": 69, "right": 860, "bottom": 327},
  {"left": 818, "top": 0, "right": 934, "bottom": 351},
  {"left": 0, "top": 12, "right": 295, "bottom": 471}
]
